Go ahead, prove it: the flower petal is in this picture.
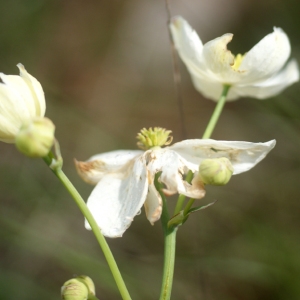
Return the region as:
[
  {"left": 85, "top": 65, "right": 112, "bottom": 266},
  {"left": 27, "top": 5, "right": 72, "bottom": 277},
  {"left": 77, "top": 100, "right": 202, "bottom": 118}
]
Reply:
[
  {"left": 0, "top": 65, "right": 46, "bottom": 118},
  {"left": 169, "top": 139, "right": 276, "bottom": 174},
  {"left": 0, "top": 73, "right": 37, "bottom": 118},
  {"left": 85, "top": 155, "right": 148, "bottom": 238},
  {"left": 0, "top": 83, "right": 32, "bottom": 142},
  {"left": 233, "top": 59, "right": 299, "bottom": 99},
  {"left": 17, "top": 64, "right": 46, "bottom": 117},
  {"left": 170, "top": 16, "right": 206, "bottom": 75},
  {"left": 144, "top": 182, "right": 162, "bottom": 224},
  {"left": 188, "top": 68, "right": 240, "bottom": 101},
  {"left": 75, "top": 150, "right": 142, "bottom": 184},
  {"left": 239, "top": 27, "right": 291, "bottom": 83},
  {"left": 202, "top": 33, "right": 240, "bottom": 82},
  {"left": 145, "top": 149, "right": 205, "bottom": 199}
]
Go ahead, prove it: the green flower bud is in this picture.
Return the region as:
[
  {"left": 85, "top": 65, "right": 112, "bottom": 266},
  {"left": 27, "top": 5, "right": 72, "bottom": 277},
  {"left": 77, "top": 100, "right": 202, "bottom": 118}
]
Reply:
[
  {"left": 77, "top": 275, "right": 96, "bottom": 297},
  {"left": 15, "top": 117, "right": 55, "bottom": 157},
  {"left": 199, "top": 157, "right": 233, "bottom": 186},
  {"left": 61, "top": 278, "right": 89, "bottom": 300}
]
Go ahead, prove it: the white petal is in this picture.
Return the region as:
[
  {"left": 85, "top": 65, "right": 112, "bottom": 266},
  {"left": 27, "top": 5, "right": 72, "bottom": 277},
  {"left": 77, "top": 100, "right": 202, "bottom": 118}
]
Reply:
[
  {"left": 202, "top": 33, "right": 240, "bottom": 82},
  {"left": 146, "top": 149, "right": 188, "bottom": 195},
  {"left": 170, "top": 16, "right": 207, "bottom": 75},
  {"left": 0, "top": 72, "right": 37, "bottom": 118},
  {"left": 239, "top": 27, "right": 291, "bottom": 83},
  {"left": 17, "top": 64, "right": 46, "bottom": 117},
  {"left": 188, "top": 68, "right": 240, "bottom": 101},
  {"left": 233, "top": 59, "right": 299, "bottom": 99},
  {"left": 85, "top": 156, "right": 148, "bottom": 238},
  {"left": 169, "top": 139, "right": 276, "bottom": 174},
  {"left": 144, "top": 183, "right": 162, "bottom": 224},
  {"left": 0, "top": 84, "right": 32, "bottom": 142},
  {"left": 75, "top": 150, "right": 142, "bottom": 184},
  {"left": 182, "top": 174, "right": 206, "bottom": 199},
  {"left": 145, "top": 148, "right": 205, "bottom": 199}
]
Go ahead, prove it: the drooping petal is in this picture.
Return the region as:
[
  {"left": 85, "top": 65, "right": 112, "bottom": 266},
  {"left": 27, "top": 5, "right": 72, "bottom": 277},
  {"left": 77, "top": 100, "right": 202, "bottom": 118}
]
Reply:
[
  {"left": 233, "top": 59, "right": 299, "bottom": 99},
  {"left": 239, "top": 27, "right": 291, "bottom": 83},
  {"left": 170, "top": 16, "right": 206, "bottom": 75},
  {"left": 85, "top": 155, "right": 148, "bottom": 238},
  {"left": 182, "top": 174, "right": 206, "bottom": 199},
  {"left": 144, "top": 182, "right": 162, "bottom": 225},
  {"left": 145, "top": 148, "right": 205, "bottom": 199},
  {"left": 169, "top": 139, "right": 276, "bottom": 174},
  {"left": 75, "top": 150, "right": 142, "bottom": 184}
]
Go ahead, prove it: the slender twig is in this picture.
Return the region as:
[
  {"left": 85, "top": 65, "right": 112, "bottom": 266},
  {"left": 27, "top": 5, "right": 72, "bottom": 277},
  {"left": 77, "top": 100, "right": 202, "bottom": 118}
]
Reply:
[{"left": 165, "top": 0, "right": 187, "bottom": 140}]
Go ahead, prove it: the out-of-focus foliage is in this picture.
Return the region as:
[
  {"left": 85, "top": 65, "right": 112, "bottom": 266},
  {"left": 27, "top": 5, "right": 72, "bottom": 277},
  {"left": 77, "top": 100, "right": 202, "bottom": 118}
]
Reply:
[{"left": 0, "top": 0, "right": 300, "bottom": 299}]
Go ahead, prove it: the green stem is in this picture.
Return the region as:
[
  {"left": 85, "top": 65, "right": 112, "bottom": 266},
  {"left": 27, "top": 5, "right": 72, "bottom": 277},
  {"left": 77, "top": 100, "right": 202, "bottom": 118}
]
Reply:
[
  {"left": 202, "top": 84, "right": 231, "bottom": 139},
  {"left": 155, "top": 176, "right": 177, "bottom": 300},
  {"left": 156, "top": 85, "right": 231, "bottom": 300},
  {"left": 43, "top": 155, "right": 131, "bottom": 300},
  {"left": 180, "top": 85, "right": 231, "bottom": 221},
  {"left": 183, "top": 198, "right": 195, "bottom": 216}
]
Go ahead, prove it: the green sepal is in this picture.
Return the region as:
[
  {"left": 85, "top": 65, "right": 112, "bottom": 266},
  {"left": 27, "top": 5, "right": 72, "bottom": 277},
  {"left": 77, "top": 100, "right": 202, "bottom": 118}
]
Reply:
[{"left": 186, "top": 200, "right": 217, "bottom": 214}]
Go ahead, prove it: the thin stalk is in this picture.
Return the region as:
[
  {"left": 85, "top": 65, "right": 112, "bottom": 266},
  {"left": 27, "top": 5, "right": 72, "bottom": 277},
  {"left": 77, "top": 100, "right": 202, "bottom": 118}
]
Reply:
[
  {"left": 180, "top": 85, "right": 231, "bottom": 218},
  {"left": 43, "top": 155, "right": 131, "bottom": 300},
  {"left": 202, "top": 84, "right": 231, "bottom": 139},
  {"left": 155, "top": 175, "right": 177, "bottom": 300}
]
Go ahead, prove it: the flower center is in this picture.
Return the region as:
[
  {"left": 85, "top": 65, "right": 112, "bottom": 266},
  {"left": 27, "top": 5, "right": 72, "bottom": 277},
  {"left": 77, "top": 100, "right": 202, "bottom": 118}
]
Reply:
[
  {"left": 231, "top": 53, "right": 244, "bottom": 71},
  {"left": 136, "top": 127, "right": 173, "bottom": 150}
]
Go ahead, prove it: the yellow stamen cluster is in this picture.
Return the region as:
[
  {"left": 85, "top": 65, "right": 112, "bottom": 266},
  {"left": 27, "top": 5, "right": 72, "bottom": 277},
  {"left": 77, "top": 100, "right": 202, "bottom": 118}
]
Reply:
[
  {"left": 231, "top": 53, "right": 244, "bottom": 71},
  {"left": 137, "top": 127, "right": 173, "bottom": 150}
]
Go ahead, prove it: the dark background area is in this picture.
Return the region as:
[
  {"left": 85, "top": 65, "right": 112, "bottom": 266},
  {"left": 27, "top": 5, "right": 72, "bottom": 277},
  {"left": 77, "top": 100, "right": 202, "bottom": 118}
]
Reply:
[{"left": 0, "top": 0, "right": 300, "bottom": 299}]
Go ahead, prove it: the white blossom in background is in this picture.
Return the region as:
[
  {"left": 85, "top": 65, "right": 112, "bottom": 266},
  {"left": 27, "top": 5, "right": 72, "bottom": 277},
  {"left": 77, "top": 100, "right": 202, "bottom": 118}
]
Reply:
[
  {"left": 76, "top": 128, "right": 276, "bottom": 238},
  {"left": 170, "top": 16, "right": 299, "bottom": 101},
  {"left": 0, "top": 64, "right": 46, "bottom": 143}
]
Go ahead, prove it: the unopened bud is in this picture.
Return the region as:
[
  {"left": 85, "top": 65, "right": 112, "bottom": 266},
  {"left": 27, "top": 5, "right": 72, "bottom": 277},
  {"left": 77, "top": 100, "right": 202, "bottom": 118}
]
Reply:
[
  {"left": 15, "top": 117, "right": 55, "bottom": 157},
  {"left": 199, "top": 157, "right": 233, "bottom": 186},
  {"left": 77, "top": 275, "right": 96, "bottom": 297},
  {"left": 61, "top": 278, "right": 89, "bottom": 300},
  {"left": 61, "top": 276, "right": 96, "bottom": 300}
]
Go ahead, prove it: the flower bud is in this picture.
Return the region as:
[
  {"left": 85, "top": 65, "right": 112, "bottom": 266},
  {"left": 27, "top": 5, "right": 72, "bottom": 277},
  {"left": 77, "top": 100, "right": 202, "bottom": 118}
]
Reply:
[
  {"left": 61, "top": 278, "right": 89, "bottom": 300},
  {"left": 76, "top": 275, "right": 96, "bottom": 297},
  {"left": 15, "top": 117, "right": 55, "bottom": 157},
  {"left": 199, "top": 157, "right": 233, "bottom": 186},
  {"left": 61, "top": 276, "right": 96, "bottom": 300}
]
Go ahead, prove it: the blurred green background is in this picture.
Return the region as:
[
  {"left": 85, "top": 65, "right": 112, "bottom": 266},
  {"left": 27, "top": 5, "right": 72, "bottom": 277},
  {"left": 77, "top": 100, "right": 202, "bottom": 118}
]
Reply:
[{"left": 0, "top": 0, "right": 300, "bottom": 299}]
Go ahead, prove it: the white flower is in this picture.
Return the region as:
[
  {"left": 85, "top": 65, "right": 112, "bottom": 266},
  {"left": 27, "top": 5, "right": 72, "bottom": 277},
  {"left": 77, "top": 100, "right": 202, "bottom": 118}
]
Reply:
[
  {"left": 76, "top": 139, "right": 276, "bottom": 238},
  {"left": 170, "top": 16, "right": 299, "bottom": 101},
  {"left": 0, "top": 64, "right": 46, "bottom": 143}
]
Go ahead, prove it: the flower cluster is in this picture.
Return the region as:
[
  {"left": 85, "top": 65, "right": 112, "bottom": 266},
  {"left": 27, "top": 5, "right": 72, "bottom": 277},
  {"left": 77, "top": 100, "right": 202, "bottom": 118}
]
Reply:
[{"left": 76, "top": 128, "right": 275, "bottom": 238}]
